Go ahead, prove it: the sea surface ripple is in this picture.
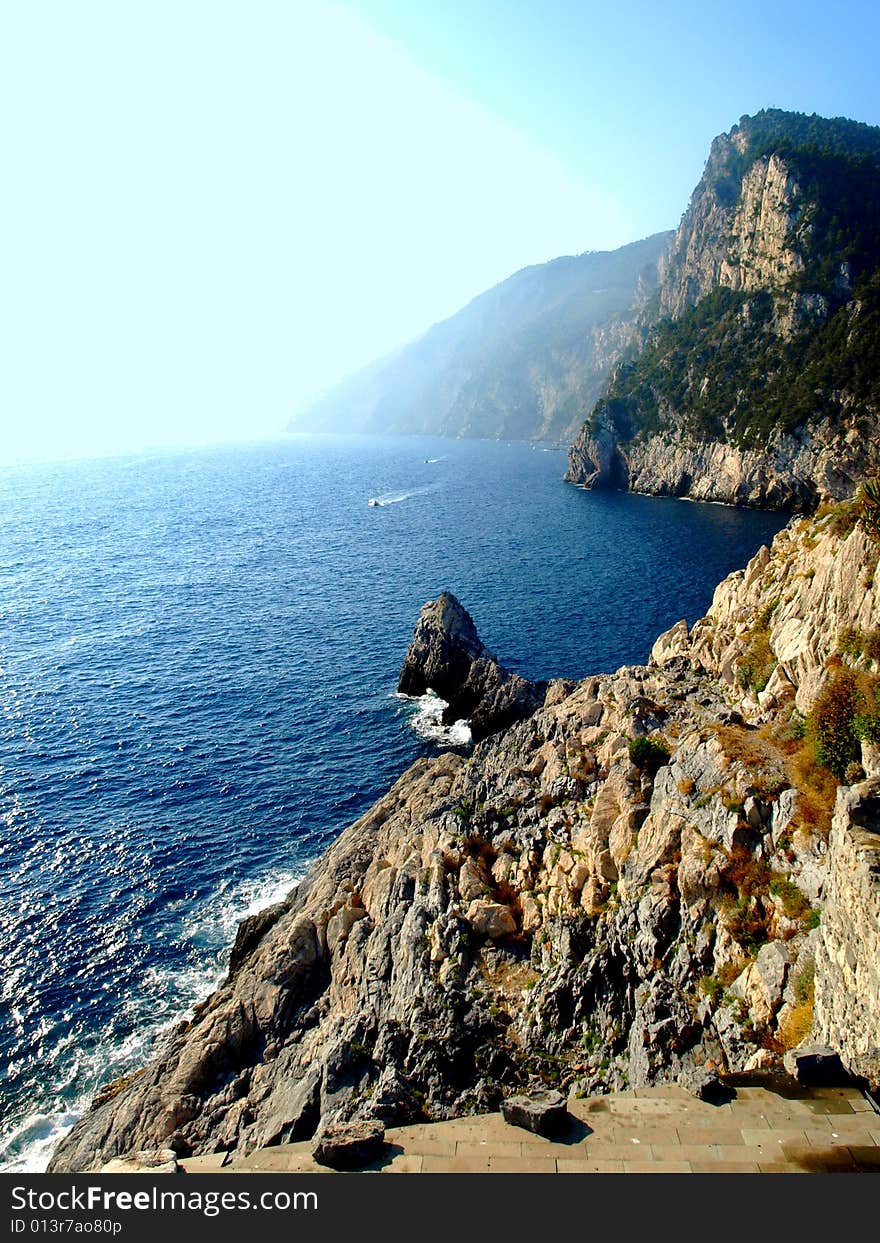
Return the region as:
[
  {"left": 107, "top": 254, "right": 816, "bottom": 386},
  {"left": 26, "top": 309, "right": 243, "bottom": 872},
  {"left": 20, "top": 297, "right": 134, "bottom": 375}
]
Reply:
[{"left": 0, "top": 433, "right": 785, "bottom": 1168}]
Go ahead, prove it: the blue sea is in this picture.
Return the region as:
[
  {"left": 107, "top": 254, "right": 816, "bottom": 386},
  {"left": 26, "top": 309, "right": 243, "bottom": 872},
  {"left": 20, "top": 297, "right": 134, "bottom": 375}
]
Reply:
[{"left": 0, "top": 434, "right": 785, "bottom": 1169}]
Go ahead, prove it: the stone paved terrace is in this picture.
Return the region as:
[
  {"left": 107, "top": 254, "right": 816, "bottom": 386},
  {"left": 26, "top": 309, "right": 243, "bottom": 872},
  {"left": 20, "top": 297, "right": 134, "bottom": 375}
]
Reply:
[{"left": 181, "top": 1082, "right": 880, "bottom": 1174}]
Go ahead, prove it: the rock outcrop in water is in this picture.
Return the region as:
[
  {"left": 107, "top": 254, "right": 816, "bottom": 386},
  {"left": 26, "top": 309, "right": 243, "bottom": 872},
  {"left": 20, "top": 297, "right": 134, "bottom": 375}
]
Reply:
[
  {"left": 566, "top": 109, "right": 880, "bottom": 508},
  {"left": 49, "top": 499, "right": 880, "bottom": 1172},
  {"left": 398, "top": 592, "right": 548, "bottom": 742}
]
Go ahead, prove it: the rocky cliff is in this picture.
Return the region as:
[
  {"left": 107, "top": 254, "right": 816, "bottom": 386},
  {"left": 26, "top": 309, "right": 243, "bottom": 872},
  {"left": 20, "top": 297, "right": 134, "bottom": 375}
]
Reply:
[
  {"left": 568, "top": 414, "right": 880, "bottom": 511},
  {"left": 49, "top": 498, "right": 880, "bottom": 1172},
  {"left": 567, "top": 109, "right": 880, "bottom": 507},
  {"left": 290, "top": 234, "right": 668, "bottom": 445},
  {"left": 814, "top": 780, "right": 880, "bottom": 1089}
]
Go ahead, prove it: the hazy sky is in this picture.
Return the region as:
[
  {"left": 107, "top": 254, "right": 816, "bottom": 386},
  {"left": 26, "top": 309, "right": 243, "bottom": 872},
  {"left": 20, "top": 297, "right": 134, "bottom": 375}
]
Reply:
[{"left": 3, "top": 0, "right": 879, "bottom": 463}]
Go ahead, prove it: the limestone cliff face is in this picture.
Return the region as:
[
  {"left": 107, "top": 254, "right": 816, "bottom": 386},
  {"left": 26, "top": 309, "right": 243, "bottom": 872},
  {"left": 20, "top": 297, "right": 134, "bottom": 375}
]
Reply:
[
  {"left": 594, "top": 414, "right": 880, "bottom": 511},
  {"left": 657, "top": 136, "right": 807, "bottom": 321},
  {"left": 49, "top": 506, "right": 880, "bottom": 1172},
  {"left": 677, "top": 506, "right": 880, "bottom": 713},
  {"left": 567, "top": 110, "right": 880, "bottom": 507}
]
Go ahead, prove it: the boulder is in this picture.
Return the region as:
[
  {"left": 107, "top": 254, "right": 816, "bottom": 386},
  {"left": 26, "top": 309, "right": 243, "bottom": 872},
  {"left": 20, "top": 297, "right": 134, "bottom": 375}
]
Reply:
[
  {"left": 501, "top": 1089, "right": 567, "bottom": 1135},
  {"left": 465, "top": 899, "right": 516, "bottom": 939},
  {"left": 753, "top": 940, "right": 792, "bottom": 1016},
  {"left": 364, "top": 1066, "right": 422, "bottom": 1126},
  {"left": 398, "top": 592, "right": 486, "bottom": 701},
  {"left": 99, "top": 1148, "right": 180, "bottom": 1175},
  {"left": 679, "top": 1064, "right": 728, "bottom": 1103},
  {"left": 783, "top": 1044, "right": 849, "bottom": 1086},
  {"left": 861, "top": 740, "right": 880, "bottom": 779},
  {"left": 311, "top": 1120, "right": 386, "bottom": 1170},
  {"left": 650, "top": 620, "right": 689, "bottom": 666}
]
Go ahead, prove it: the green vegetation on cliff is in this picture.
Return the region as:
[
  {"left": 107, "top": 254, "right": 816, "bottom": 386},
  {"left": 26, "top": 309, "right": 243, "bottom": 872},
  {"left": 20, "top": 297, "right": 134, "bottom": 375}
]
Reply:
[
  {"left": 581, "top": 109, "right": 880, "bottom": 451},
  {"left": 593, "top": 273, "right": 880, "bottom": 446}
]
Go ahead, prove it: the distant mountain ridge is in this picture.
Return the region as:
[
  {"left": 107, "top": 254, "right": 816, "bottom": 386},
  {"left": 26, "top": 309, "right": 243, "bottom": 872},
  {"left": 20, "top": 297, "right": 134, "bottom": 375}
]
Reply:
[
  {"left": 289, "top": 232, "right": 670, "bottom": 444},
  {"left": 567, "top": 109, "right": 880, "bottom": 508},
  {"left": 292, "top": 108, "right": 880, "bottom": 511}
]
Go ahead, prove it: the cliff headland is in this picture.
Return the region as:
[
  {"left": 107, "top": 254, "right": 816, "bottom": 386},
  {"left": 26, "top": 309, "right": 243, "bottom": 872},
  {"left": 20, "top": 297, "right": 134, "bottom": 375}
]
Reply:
[
  {"left": 567, "top": 110, "right": 880, "bottom": 507},
  {"left": 50, "top": 495, "right": 880, "bottom": 1171},
  {"left": 293, "top": 109, "right": 880, "bottom": 514},
  {"left": 46, "top": 106, "right": 880, "bottom": 1174}
]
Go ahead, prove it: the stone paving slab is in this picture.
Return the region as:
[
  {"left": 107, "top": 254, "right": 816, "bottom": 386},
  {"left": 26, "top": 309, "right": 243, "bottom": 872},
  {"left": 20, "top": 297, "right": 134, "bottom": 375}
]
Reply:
[
  {"left": 778, "top": 1144, "right": 858, "bottom": 1169},
  {"left": 179, "top": 1151, "right": 229, "bottom": 1171},
  {"left": 556, "top": 1159, "right": 626, "bottom": 1173},
  {"left": 580, "top": 1142, "right": 651, "bottom": 1160},
  {"left": 802, "top": 1128, "right": 878, "bottom": 1145},
  {"left": 395, "top": 1138, "right": 457, "bottom": 1157},
  {"left": 604, "top": 1124, "right": 709, "bottom": 1144},
  {"left": 847, "top": 1146, "right": 880, "bottom": 1171},
  {"left": 180, "top": 1081, "right": 880, "bottom": 1176},
  {"left": 518, "top": 1137, "right": 588, "bottom": 1153},
  {"left": 367, "top": 1149, "right": 423, "bottom": 1172},
  {"left": 682, "top": 1126, "right": 778, "bottom": 1146},
  {"left": 455, "top": 1139, "right": 523, "bottom": 1157},
  {"left": 740, "top": 1129, "right": 812, "bottom": 1151},
  {"left": 622, "top": 1161, "right": 693, "bottom": 1173},
  {"left": 690, "top": 1162, "right": 762, "bottom": 1173},
  {"left": 420, "top": 1156, "right": 492, "bottom": 1173},
  {"left": 486, "top": 1156, "right": 557, "bottom": 1173},
  {"left": 806, "top": 1088, "right": 865, "bottom": 1100}
]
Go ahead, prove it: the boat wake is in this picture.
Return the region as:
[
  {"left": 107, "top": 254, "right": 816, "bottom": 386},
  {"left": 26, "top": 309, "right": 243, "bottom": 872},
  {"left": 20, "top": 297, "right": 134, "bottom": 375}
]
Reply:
[{"left": 368, "top": 481, "right": 442, "bottom": 507}]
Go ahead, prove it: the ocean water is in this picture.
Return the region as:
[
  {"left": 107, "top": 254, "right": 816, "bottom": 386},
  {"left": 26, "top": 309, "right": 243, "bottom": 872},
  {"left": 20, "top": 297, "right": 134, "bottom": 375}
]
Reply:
[{"left": 0, "top": 434, "right": 786, "bottom": 1170}]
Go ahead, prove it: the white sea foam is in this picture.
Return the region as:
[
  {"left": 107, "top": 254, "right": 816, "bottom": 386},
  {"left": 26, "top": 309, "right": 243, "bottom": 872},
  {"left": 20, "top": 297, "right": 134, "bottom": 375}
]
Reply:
[
  {"left": 0, "top": 1108, "right": 84, "bottom": 1175},
  {"left": 181, "top": 869, "right": 301, "bottom": 961},
  {"left": 0, "top": 866, "right": 304, "bottom": 1173},
  {"left": 396, "top": 689, "right": 472, "bottom": 746}
]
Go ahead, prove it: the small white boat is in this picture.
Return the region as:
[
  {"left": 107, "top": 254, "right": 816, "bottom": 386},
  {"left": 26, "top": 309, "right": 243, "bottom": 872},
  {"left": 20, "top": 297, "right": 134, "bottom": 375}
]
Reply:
[{"left": 368, "top": 497, "right": 381, "bottom": 507}]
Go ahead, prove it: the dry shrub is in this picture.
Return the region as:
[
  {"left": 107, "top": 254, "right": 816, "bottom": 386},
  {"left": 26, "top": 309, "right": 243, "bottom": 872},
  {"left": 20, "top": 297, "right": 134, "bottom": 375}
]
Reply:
[
  {"left": 777, "top": 1001, "right": 814, "bottom": 1051},
  {"left": 714, "top": 724, "right": 783, "bottom": 776},
  {"left": 825, "top": 498, "right": 859, "bottom": 539},
  {"left": 690, "top": 831, "right": 715, "bottom": 863},
  {"left": 808, "top": 667, "right": 862, "bottom": 779},
  {"left": 724, "top": 845, "right": 772, "bottom": 897},
  {"left": 738, "top": 627, "right": 777, "bottom": 695},
  {"left": 717, "top": 960, "right": 746, "bottom": 988},
  {"left": 92, "top": 1067, "right": 146, "bottom": 1107},
  {"left": 788, "top": 744, "right": 838, "bottom": 836},
  {"left": 838, "top": 626, "right": 880, "bottom": 664},
  {"left": 769, "top": 875, "right": 811, "bottom": 919},
  {"left": 766, "top": 722, "right": 806, "bottom": 757}
]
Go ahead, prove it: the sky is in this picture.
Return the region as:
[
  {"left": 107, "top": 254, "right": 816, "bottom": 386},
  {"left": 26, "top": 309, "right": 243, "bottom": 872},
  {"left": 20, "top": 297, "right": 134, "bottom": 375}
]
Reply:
[{"left": 2, "top": 0, "right": 880, "bottom": 463}]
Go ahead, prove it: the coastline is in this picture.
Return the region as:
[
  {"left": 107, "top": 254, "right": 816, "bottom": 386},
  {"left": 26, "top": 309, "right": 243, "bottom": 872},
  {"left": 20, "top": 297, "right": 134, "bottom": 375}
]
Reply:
[
  {"left": 0, "top": 438, "right": 781, "bottom": 1172},
  {"left": 48, "top": 497, "right": 880, "bottom": 1171}
]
